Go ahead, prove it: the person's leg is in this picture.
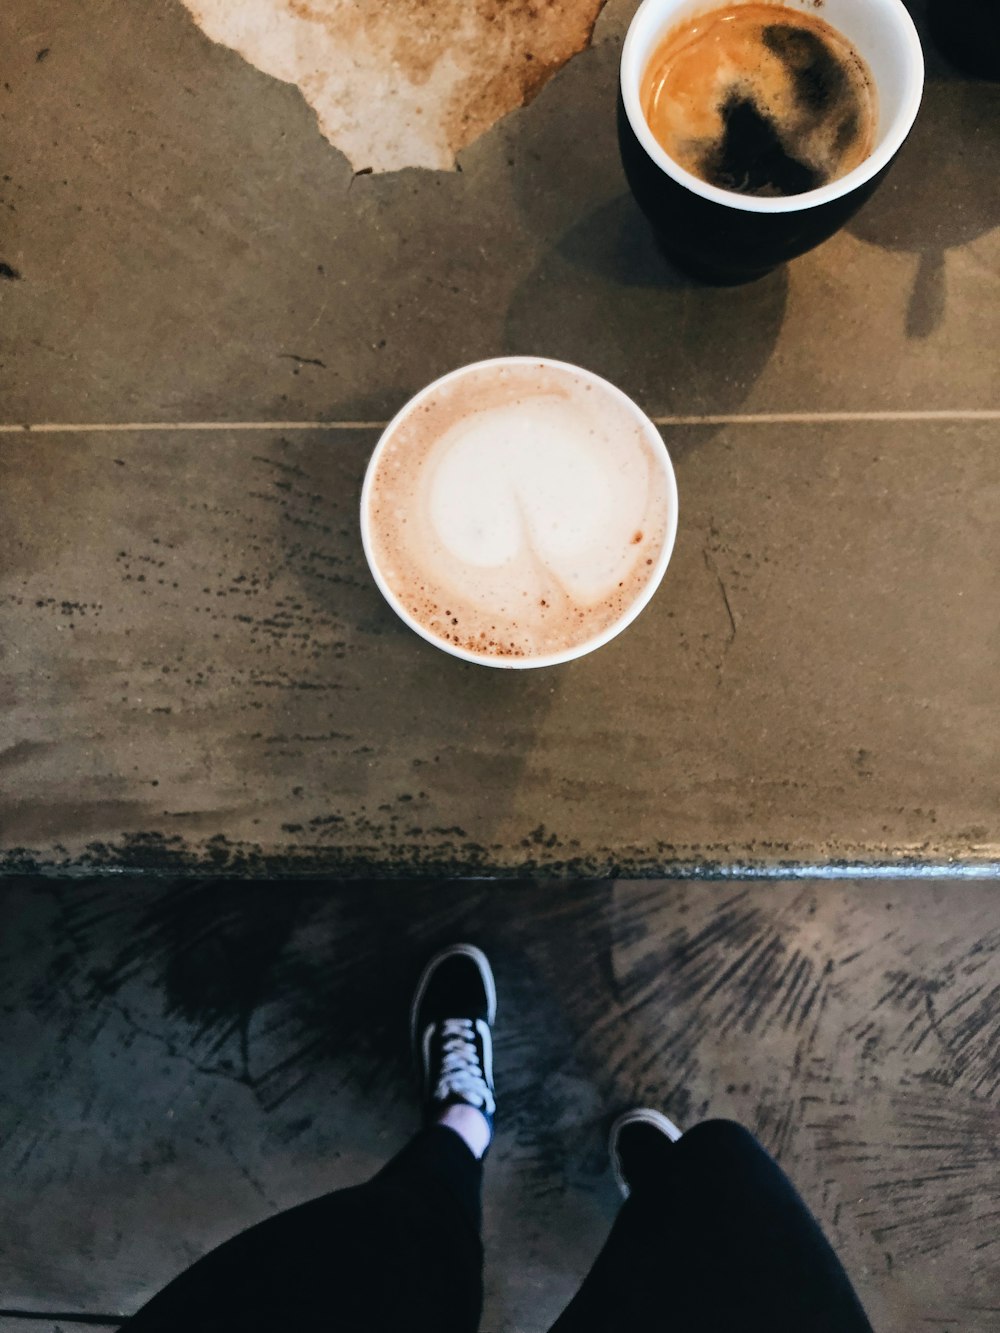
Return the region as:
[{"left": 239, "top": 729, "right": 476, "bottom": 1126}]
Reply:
[
  {"left": 550, "top": 1113, "right": 873, "bottom": 1333},
  {"left": 127, "top": 1123, "right": 483, "bottom": 1333},
  {"left": 127, "top": 944, "right": 498, "bottom": 1333}
]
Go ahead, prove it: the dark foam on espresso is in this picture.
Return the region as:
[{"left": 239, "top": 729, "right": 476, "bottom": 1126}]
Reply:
[
  {"left": 642, "top": 4, "right": 877, "bottom": 197},
  {"left": 365, "top": 363, "right": 673, "bottom": 661}
]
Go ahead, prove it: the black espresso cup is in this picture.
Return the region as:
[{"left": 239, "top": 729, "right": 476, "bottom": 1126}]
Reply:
[
  {"left": 618, "top": 0, "right": 925, "bottom": 284},
  {"left": 929, "top": 0, "right": 1000, "bottom": 80}
]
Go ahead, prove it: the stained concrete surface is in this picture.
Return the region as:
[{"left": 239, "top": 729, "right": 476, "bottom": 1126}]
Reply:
[
  {"left": 1, "top": 877, "right": 998, "bottom": 1331},
  {"left": 1, "top": 1, "right": 998, "bottom": 424},
  {"left": 1, "top": 0, "right": 999, "bottom": 874},
  {"left": 3, "top": 420, "right": 1000, "bottom": 875}
]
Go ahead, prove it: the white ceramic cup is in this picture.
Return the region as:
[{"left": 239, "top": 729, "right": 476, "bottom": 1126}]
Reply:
[{"left": 360, "top": 357, "right": 679, "bottom": 670}]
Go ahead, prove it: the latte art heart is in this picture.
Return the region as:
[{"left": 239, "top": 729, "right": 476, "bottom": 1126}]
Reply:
[
  {"left": 365, "top": 361, "right": 675, "bottom": 661},
  {"left": 426, "top": 401, "right": 649, "bottom": 602}
]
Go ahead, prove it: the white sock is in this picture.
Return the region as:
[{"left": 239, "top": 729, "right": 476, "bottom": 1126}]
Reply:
[{"left": 436, "top": 1103, "right": 492, "bottom": 1159}]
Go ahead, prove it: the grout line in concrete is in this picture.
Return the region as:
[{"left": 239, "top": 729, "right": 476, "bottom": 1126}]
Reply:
[
  {"left": 0, "top": 421, "right": 386, "bottom": 433},
  {"left": 653, "top": 409, "right": 1000, "bottom": 426},
  {"left": 0, "top": 410, "right": 999, "bottom": 435}
]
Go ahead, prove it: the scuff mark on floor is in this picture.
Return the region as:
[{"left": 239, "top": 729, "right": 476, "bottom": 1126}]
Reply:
[{"left": 179, "top": 0, "right": 609, "bottom": 171}]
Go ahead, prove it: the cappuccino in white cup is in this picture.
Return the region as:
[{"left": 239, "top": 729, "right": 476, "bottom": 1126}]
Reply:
[{"left": 361, "top": 358, "right": 678, "bottom": 668}]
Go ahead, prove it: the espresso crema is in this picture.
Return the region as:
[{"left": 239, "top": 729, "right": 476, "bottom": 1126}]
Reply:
[{"left": 642, "top": 3, "right": 878, "bottom": 197}]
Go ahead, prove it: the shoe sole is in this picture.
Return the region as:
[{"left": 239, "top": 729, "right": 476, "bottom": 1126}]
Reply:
[
  {"left": 409, "top": 942, "right": 498, "bottom": 1062},
  {"left": 609, "top": 1106, "right": 683, "bottom": 1198}
]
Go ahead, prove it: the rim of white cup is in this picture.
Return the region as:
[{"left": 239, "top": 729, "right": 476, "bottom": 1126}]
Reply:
[
  {"left": 360, "top": 357, "right": 679, "bottom": 670},
  {"left": 621, "top": 0, "right": 925, "bottom": 215}
]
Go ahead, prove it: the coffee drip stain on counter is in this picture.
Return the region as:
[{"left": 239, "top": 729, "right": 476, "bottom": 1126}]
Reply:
[{"left": 179, "top": 0, "right": 611, "bottom": 171}]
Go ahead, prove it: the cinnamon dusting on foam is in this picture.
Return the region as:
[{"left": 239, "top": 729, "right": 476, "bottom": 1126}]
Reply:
[{"left": 366, "top": 364, "right": 672, "bottom": 660}]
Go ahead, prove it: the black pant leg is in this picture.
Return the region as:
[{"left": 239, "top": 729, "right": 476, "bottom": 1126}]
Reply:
[
  {"left": 549, "top": 1119, "right": 873, "bottom": 1333},
  {"left": 376, "top": 1121, "right": 484, "bottom": 1234},
  {"left": 126, "top": 1126, "right": 483, "bottom": 1333}
]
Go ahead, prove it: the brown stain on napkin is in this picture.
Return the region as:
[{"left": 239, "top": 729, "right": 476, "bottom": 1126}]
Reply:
[{"left": 181, "top": 0, "right": 609, "bottom": 171}]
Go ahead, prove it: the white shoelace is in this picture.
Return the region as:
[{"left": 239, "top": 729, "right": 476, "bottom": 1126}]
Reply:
[{"left": 429, "top": 1017, "right": 496, "bottom": 1116}]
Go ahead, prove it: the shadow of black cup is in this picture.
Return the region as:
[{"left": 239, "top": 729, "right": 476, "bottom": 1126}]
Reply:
[
  {"left": 846, "top": 79, "right": 1000, "bottom": 338},
  {"left": 618, "top": 0, "right": 925, "bottom": 284}
]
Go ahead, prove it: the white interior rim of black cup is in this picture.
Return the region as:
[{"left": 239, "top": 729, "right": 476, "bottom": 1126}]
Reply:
[
  {"left": 360, "top": 357, "right": 679, "bottom": 670},
  {"left": 621, "top": 0, "right": 925, "bottom": 214}
]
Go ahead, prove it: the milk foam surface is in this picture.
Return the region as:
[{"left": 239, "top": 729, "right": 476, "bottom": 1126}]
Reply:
[{"left": 366, "top": 363, "right": 673, "bottom": 660}]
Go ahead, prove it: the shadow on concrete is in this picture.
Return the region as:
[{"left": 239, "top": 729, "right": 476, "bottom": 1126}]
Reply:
[
  {"left": 504, "top": 192, "right": 789, "bottom": 417},
  {"left": 847, "top": 79, "right": 1000, "bottom": 337}
]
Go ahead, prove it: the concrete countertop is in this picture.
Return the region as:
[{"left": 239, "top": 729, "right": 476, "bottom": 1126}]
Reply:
[{"left": 2, "top": 0, "right": 998, "bottom": 877}]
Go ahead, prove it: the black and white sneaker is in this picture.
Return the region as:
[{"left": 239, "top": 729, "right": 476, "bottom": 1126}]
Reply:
[
  {"left": 411, "top": 943, "right": 497, "bottom": 1139},
  {"left": 609, "top": 1107, "right": 683, "bottom": 1198}
]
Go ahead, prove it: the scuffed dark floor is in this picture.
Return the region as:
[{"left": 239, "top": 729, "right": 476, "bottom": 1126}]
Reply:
[{"left": 1, "top": 877, "right": 997, "bottom": 1331}]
